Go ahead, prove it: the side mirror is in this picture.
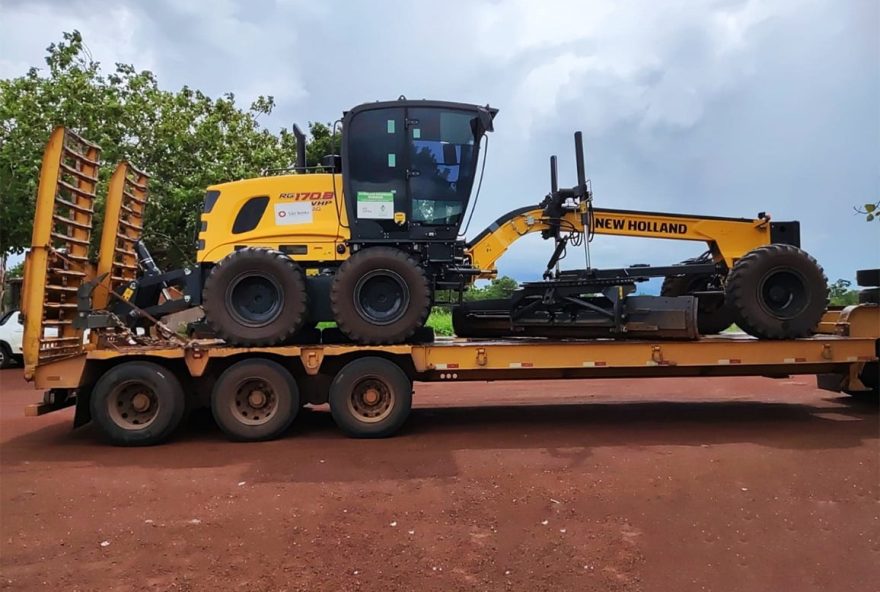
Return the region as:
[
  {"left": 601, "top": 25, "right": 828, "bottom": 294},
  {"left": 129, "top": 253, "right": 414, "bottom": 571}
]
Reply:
[{"left": 477, "top": 107, "right": 495, "bottom": 134}]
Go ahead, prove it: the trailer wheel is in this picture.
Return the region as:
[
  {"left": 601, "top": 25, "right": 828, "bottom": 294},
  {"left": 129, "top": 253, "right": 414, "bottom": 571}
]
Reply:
[
  {"left": 725, "top": 244, "right": 828, "bottom": 339},
  {"left": 328, "top": 357, "right": 412, "bottom": 438},
  {"left": 90, "top": 361, "right": 186, "bottom": 446},
  {"left": 202, "top": 248, "right": 308, "bottom": 346},
  {"left": 660, "top": 274, "right": 733, "bottom": 335},
  {"left": 211, "top": 358, "right": 299, "bottom": 442},
  {"left": 330, "top": 247, "right": 431, "bottom": 344}
]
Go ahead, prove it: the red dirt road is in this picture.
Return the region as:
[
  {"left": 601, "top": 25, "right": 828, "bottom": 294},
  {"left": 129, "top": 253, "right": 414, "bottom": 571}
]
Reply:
[{"left": 1, "top": 368, "right": 877, "bottom": 591}]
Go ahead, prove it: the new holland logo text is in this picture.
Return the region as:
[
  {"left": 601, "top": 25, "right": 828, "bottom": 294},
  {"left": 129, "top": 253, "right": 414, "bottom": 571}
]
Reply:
[{"left": 593, "top": 217, "right": 688, "bottom": 234}]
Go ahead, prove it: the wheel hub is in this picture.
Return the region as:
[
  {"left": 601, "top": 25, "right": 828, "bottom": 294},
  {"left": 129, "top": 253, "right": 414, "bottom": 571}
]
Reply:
[
  {"left": 108, "top": 383, "right": 160, "bottom": 430},
  {"left": 131, "top": 392, "right": 152, "bottom": 413},
  {"left": 348, "top": 379, "right": 394, "bottom": 423},
  {"left": 362, "top": 388, "right": 381, "bottom": 406},
  {"left": 226, "top": 272, "right": 283, "bottom": 328},
  {"left": 233, "top": 379, "right": 277, "bottom": 425},
  {"left": 354, "top": 269, "right": 410, "bottom": 326},
  {"left": 247, "top": 389, "right": 268, "bottom": 408},
  {"left": 760, "top": 269, "right": 808, "bottom": 319}
]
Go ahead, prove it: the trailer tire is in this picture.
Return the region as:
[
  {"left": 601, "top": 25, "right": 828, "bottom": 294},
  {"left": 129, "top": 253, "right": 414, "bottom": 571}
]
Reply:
[
  {"left": 90, "top": 361, "right": 186, "bottom": 446},
  {"left": 725, "top": 245, "right": 828, "bottom": 339},
  {"left": 661, "top": 274, "right": 733, "bottom": 335},
  {"left": 856, "top": 268, "right": 880, "bottom": 288},
  {"left": 0, "top": 342, "right": 14, "bottom": 369},
  {"left": 331, "top": 247, "right": 431, "bottom": 344},
  {"left": 202, "top": 248, "right": 308, "bottom": 346},
  {"left": 858, "top": 288, "right": 879, "bottom": 305},
  {"left": 328, "top": 357, "right": 412, "bottom": 438},
  {"left": 211, "top": 358, "right": 299, "bottom": 442}
]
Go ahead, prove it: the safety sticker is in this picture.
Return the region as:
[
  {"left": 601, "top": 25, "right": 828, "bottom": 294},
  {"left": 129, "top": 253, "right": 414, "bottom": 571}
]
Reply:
[
  {"left": 357, "top": 191, "right": 394, "bottom": 219},
  {"left": 274, "top": 202, "right": 312, "bottom": 225}
]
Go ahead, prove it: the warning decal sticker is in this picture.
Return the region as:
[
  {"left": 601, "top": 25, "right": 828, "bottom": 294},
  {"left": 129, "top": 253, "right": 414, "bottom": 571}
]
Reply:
[{"left": 356, "top": 191, "right": 394, "bottom": 219}]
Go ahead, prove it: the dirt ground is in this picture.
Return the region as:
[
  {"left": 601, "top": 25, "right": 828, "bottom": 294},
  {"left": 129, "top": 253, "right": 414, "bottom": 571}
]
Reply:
[{"left": 0, "top": 368, "right": 877, "bottom": 592}]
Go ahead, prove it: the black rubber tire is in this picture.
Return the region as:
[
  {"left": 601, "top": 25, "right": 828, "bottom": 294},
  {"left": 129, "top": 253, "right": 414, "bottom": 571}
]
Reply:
[
  {"left": 328, "top": 357, "right": 412, "bottom": 438},
  {"left": 211, "top": 358, "right": 299, "bottom": 442},
  {"left": 89, "top": 361, "right": 186, "bottom": 446},
  {"left": 725, "top": 244, "right": 828, "bottom": 339},
  {"left": 856, "top": 269, "right": 880, "bottom": 288},
  {"left": 660, "top": 274, "right": 734, "bottom": 335},
  {"left": 858, "top": 287, "right": 879, "bottom": 305},
  {"left": 330, "top": 247, "right": 431, "bottom": 344},
  {"left": 202, "top": 248, "right": 308, "bottom": 346},
  {"left": 0, "top": 342, "right": 14, "bottom": 369}
]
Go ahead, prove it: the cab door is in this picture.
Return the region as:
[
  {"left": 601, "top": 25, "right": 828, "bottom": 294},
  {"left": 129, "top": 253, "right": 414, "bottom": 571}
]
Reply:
[{"left": 345, "top": 106, "right": 410, "bottom": 241}]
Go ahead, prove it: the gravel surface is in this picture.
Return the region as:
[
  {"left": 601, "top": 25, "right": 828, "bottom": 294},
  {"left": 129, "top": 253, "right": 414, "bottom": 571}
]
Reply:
[{"left": 1, "top": 368, "right": 877, "bottom": 591}]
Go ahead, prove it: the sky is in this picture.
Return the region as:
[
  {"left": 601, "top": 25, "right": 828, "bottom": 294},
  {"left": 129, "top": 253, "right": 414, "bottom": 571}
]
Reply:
[{"left": 1, "top": 0, "right": 878, "bottom": 287}]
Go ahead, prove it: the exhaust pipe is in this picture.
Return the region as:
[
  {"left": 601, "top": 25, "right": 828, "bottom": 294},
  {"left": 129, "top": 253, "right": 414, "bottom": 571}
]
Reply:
[{"left": 293, "top": 124, "right": 306, "bottom": 171}]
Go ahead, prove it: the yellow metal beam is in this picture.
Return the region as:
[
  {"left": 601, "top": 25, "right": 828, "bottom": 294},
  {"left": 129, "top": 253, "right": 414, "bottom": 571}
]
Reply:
[
  {"left": 466, "top": 206, "right": 772, "bottom": 278},
  {"left": 22, "top": 128, "right": 65, "bottom": 380}
]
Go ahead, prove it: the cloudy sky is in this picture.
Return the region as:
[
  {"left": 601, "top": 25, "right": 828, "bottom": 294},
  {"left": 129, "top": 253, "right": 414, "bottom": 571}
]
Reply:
[{"left": 2, "top": 0, "right": 877, "bottom": 285}]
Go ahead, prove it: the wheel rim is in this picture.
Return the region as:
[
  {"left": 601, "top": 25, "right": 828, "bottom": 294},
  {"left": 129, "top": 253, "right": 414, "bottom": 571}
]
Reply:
[
  {"left": 226, "top": 272, "right": 283, "bottom": 327},
  {"left": 107, "top": 381, "right": 160, "bottom": 430},
  {"left": 231, "top": 378, "right": 278, "bottom": 425},
  {"left": 353, "top": 269, "right": 410, "bottom": 325},
  {"left": 347, "top": 377, "right": 394, "bottom": 423},
  {"left": 758, "top": 268, "right": 810, "bottom": 320}
]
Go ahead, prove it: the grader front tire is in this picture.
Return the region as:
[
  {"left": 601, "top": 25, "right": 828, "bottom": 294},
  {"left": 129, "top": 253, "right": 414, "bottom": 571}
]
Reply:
[{"left": 725, "top": 244, "right": 828, "bottom": 339}]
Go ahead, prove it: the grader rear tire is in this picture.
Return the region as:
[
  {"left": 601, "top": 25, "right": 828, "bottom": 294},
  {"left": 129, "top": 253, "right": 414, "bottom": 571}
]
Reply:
[
  {"left": 330, "top": 247, "right": 431, "bottom": 345},
  {"left": 202, "top": 248, "right": 308, "bottom": 346},
  {"left": 725, "top": 244, "right": 828, "bottom": 339}
]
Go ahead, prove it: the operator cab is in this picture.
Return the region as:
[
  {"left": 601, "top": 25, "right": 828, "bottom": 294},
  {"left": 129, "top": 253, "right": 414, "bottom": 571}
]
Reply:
[{"left": 342, "top": 99, "right": 497, "bottom": 243}]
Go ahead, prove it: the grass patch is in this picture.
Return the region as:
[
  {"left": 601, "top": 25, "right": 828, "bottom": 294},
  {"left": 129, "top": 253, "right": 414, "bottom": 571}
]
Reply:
[
  {"left": 427, "top": 308, "right": 453, "bottom": 336},
  {"left": 315, "top": 310, "right": 454, "bottom": 336}
]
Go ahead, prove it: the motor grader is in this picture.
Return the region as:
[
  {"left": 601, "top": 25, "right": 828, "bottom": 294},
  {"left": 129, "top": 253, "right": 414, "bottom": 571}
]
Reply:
[
  {"left": 185, "top": 98, "right": 826, "bottom": 346},
  {"left": 56, "top": 98, "right": 827, "bottom": 347}
]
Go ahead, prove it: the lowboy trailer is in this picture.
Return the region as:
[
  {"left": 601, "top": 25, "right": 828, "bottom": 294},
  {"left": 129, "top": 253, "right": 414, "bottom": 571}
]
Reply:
[{"left": 16, "top": 128, "right": 880, "bottom": 445}]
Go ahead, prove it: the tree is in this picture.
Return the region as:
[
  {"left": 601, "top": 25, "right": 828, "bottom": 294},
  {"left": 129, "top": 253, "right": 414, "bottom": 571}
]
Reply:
[
  {"left": 0, "top": 30, "right": 313, "bottom": 274},
  {"left": 828, "top": 279, "right": 858, "bottom": 306},
  {"left": 463, "top": 276, "right": 519, "bottom": 301}
]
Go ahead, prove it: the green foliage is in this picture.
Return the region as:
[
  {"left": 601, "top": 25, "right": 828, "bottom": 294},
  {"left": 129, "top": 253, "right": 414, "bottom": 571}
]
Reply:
[
  {"left": 828, "top": 278, "right": 858, "bottom": 306},
  {"left": 5, "top": 261, "right": 24, "bottom": 279},
  {"left": 463, "top": 276, "right": 518, "bottom": 302},
  {"left": 426, "top": 308, "right": 453, "bottom": 336},
  {"left": 0, "top": 30, "right": 312, "bottom": 269},
  {"left": 305, "top": 122, "right": 338, "bottom": 167}
]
